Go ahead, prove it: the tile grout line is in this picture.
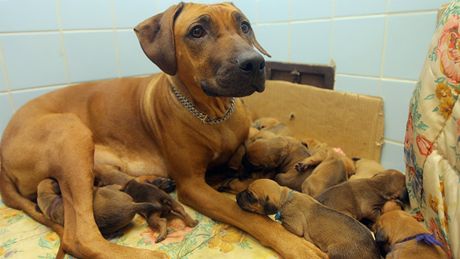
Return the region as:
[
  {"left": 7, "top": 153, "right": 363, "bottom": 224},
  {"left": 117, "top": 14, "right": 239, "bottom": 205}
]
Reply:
[
  {"left": 330, "top": 0, "right": 336, "bottom": 67},
  {"left": 110, "top": 0, "right": 122, "bottom": 78},
  {"left": 0, "top": 42, "right": 15, "bottom": 112},
  {"left": 384, "top": 138, "right": 404, "bottom": 146},
  {"left": 56, "top": 0, "right": 72, "bottom": 89},
  {"left": 287, "top": 0, "right": 292, "bottom": 62},
  {"left": 7, "top": 84, "right": 70, "bottom": 94},
  {"left": 0, "top": 10, "right": 438, "bottom": 35},
  {"left": 336, "top": 73, "right": 418, "bottom": 83},
  {"left": 252, "top": 9, "right": 437, "bottom": 26},
  {"left": 378, "top": 12, "right": 390, "bottom": 97}
]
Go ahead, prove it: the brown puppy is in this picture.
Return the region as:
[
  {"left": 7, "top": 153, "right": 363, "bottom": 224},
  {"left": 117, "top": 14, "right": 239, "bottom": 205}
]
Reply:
[
  {"left": 236, "top": 179, "right": 380, "bottom": 259},
  {"left": 217, "top": 131, "right": 354, "bottom": 197},
  {"left": 122, "top": 179, "right": 198, "bottom": 243},
  {"left": 373, "top": 209, "right": 448, "bottom": 258},
  {"left": 295, "top": 138, "right": 355, "bottom": 196},
  {"left": 0, "top": 2, "right": 324, "bottom": 258},
  {"left": 37, "top": 179, "right": 159, "bottom": 237},
  {"left": 217, "top": 130, "right": 310, "bottom": 193},
  {"left": 349, "top": 157, "right": 384, "bottom": 180},
  {"left": 316, "top": 169, "right": 408, "bottom": 222},
  {"left": 252, "top": 117, "right": 291, "bottom": 136}
]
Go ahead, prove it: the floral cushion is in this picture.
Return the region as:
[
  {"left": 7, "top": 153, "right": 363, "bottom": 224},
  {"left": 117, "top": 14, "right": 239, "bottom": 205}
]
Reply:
[
  {"left": 0, "top": 193, "right": 279, "bottom": 258},
  {"left": 405, "top": 1, "right": 460, "bottom": 258}
]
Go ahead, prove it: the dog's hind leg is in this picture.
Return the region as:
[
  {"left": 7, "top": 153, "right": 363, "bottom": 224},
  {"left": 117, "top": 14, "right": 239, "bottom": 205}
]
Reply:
[
  {"left": 170, "top": 200, "right": 198, "bottom": 227},
  {"left": 146, "top": 212, "right": 168, "bottom": 243},
  {"left": 47, "top": 115, "right": 167, "bottom": 259},
  {"left": 1, "top": 114, "right": 166, "bottom": 259}
]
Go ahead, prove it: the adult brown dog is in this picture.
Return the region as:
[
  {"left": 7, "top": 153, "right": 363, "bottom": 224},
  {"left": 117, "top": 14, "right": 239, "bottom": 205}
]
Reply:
[
  {"left": 373, "top": 209, "right": 448, "bottom": 258},
  {"left": 0, "top": 2, "right": 325, "bottom": 259}
]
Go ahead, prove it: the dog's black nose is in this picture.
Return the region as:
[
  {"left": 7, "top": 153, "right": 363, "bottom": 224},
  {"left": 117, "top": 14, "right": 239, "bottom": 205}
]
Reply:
[{"left": 238, "top": 52, "right": 265, "bottom": 74}]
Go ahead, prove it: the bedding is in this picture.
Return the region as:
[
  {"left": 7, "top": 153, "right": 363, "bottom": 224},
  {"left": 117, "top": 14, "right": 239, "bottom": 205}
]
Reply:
[
  {"left": 405, "top": 1, "right": 460, "bottom": 258},
  {"left": 0, "top": 193, "right": 279, "bottom": 258}
]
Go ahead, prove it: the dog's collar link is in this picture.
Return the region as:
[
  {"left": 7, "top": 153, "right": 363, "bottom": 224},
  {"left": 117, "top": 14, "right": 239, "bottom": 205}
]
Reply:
[
  {"left": 395, "top": 233, "right": 443, "bottom": 247},
  {"left": 170, "top": 84, "right": 236, "bottom": 125}
]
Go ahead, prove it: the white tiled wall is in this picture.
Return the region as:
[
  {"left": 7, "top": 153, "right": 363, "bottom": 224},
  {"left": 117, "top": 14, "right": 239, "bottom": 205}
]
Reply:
[{"left": 0, "top": 0, "right": 447, "bottom": 171}]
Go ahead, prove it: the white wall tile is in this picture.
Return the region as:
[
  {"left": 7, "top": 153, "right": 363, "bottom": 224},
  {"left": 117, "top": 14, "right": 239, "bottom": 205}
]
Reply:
[
  {"left": 0, "top": 33, "right": 67, "bottom": 90},
  {"left": 0, "top": 0, "right": 58, "bottom": 32},
  {"left": 290, "top": 21, "right": 331, "bottom": 64},
  {"left": 64, "top": 31, "right": 118, "bottom": 82},
  {"left": 383, "top": 12, "right": 437, "bottom": 80},
  {"left": 332, "top": 17, "right": 385, "bottom": 76}
]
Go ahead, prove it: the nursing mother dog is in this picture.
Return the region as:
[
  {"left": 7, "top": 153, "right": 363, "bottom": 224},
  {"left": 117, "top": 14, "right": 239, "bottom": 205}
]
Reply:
[{"left": 0, "top": 2, "right": 326, "bottom": 259}]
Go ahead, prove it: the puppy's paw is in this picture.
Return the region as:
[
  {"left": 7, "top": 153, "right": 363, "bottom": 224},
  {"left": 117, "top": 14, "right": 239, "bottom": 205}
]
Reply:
[
  {"left": 295, "top": 162, "right": 310, "bottom": 173},
  {"left": 148, "top": 177, "right": 176, "bottom": 193}
]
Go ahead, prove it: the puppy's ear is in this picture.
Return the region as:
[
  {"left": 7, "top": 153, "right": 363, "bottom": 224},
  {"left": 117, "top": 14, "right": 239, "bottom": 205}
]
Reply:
[
  {"left": 263, "top": 197, "right": 278, "bottom": 215},
  {"left": 374, "top": 226, "right": 390, "bottom": 256},
  {"left": 134, "top": 3, "right": 185, "bottom": 75}
]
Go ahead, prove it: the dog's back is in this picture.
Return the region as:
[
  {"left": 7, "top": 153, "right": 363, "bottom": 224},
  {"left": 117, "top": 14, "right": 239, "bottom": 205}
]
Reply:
[{"left": 289, "top": 193, "right": 380, "bottom": 259}]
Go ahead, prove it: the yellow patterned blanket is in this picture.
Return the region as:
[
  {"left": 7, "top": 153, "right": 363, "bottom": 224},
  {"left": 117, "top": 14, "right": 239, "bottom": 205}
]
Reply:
[{"left": 0, "top": 192, "right": 280, "bottom": 259}]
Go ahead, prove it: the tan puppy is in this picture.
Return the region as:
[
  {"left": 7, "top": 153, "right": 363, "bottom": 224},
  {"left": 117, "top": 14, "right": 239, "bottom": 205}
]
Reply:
[
  {"left": 350, "top": 158, "right": 384, "bottom": 180},
  {"left": 236, "top": 179, "right": 380, "bottom": 259},
  {"left": 217, "top": 130, "right": 310, "bottom": 193},
  {"left": 373, "top": 209, "right": 448, "bottom": 258},
  {"left": 217, "top": 131, "right": 354, "bottom": 197},
  {"left": 37, "top": 179, "right": 159, "bottom": 237},
  {"left": 251, "top": 117, "right": 291, "bottom": 136},
  {"left": 0, "top": 2, "right": 324, "bottom": 258},
  {"left": 316, "top": 169, "right": 408, "bottom": 222},
  {"left": 296, "top": 138, "right": 355, "bottom": 196}
]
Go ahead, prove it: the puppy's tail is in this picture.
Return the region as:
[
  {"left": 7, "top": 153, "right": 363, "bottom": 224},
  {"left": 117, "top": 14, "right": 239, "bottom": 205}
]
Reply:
[{"left": 0, "top": 167, "right": 63, "bottom": 236}]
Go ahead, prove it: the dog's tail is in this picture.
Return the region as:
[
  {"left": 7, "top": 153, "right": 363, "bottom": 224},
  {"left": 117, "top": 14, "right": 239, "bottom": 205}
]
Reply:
[{"left": 0, "top": 166, "right": 64, "bottom": 236}]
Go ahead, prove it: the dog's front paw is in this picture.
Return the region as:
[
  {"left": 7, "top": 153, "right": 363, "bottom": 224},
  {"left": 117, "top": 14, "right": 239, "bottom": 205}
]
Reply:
[
  {"left": 295, "top": 162, "right": 309, "bottom": 173},
  {"left": 148, "top": 177, "right": 176, "bottom": 193}
]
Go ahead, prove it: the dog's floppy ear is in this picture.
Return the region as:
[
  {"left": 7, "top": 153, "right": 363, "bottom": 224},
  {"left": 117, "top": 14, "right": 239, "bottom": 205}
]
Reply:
[
  {"left": 230, "top": 4, "right": 271, "bottom": 58},
  {"left": 245, "top": 23, "right": 271, "bottom": 57},
  {"left": 263, "top": 197, "right": 278, "bottom": 215},
  {"left": 251, "top": 34, "right": 271, "bottom": 58},
  {"left": 134, "top": 3, "right": 185, "bottom": 75},
  {"left": 374, "top": 226, "right": 390, "bottom": 256}
]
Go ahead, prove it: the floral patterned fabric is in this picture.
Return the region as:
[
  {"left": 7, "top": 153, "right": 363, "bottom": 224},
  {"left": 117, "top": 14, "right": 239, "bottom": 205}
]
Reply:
[
  {"left": 0, "top": 193, "right": 279, "bottom": 259},
  {"left": 405, "top": 1, "right": 460, "bottom": 258}
]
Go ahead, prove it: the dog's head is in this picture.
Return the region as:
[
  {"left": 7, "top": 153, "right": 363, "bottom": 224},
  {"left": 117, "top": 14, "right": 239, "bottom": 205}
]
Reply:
[
  {"left": 135, "top": 2, "right": 270, "bottom": 97},
  {"left": 373, "top": 209, "right": 423, "bottom": 254},
  {"left": 244, "top": 131, "right": 290, "bottom": 169},
  {"left": 371, "top": 169, "right": 408, "bottom": 203},
  {"left": 236, "top": 179, "right": 282, "bottom": 215}
]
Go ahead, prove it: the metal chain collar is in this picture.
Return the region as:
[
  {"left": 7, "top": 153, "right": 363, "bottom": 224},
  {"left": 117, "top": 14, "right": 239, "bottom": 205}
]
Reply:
[{"left": 170, "top": 84, "right": 236, "bottom": 125}]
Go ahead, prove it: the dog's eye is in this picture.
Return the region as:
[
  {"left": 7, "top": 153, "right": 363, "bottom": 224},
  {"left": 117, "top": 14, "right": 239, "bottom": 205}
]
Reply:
[
  {"left": 190, "top": 25, "right": 206, "bottom": 38},
  {"left": 241, "top": 21, "right": 250, "bottom": 34}
]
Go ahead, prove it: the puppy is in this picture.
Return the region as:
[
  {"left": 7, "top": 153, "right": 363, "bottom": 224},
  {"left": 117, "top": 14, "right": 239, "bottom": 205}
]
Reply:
[
  {"left": 373, "top": 208, "right": 448, "bottom": 258},
  {"left": 295, "top": 138, "right": 355, "bottom": 196},
  {"left": 219, "top": 130, "right": 311, "bottom": 193},
  {"left": 349, "top": 158, "right": 384, "bottom": 180},
  {"left": 251, "top": 117, "right": 291, "bottom": 136},
  {"left": 236, "top": 179, "right": 380, "bottom": 259},
  {"left": 316, "top": 169, "right": 408, "bottom": 223},
  {"left": 37, "top": 179, "right": 158, "bottom": 237},
  {"left": 122, "top": 179, "right": 198, "bottom": 242}
]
